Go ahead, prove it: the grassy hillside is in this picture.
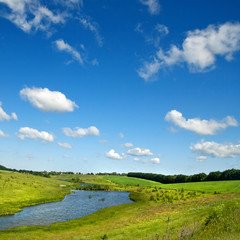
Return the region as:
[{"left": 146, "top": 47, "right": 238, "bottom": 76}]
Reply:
[
  {"left": 0, "top": 174, "right": 240, "bottom": 239},
  {"left": 104, "top": 175, "right": 240, "bottom": 193},
  {"left": 0, "top": 171, "right": 73, "bottom": 215}
]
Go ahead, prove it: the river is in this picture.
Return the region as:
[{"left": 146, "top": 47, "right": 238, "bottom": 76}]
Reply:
[{"left": 0, "top": 190, "right": 133, "bottom": 230}]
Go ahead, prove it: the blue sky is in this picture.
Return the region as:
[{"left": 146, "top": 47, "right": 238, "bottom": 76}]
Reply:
[{"left": 0, "top": 0, "right": 240, "bottom": 174}]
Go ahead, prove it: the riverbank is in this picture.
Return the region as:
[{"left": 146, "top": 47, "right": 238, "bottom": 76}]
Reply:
[
  {"left": 0, "top": 171, "right": 73, "bottom": 216},
  {"left": 0, "top": 172, "right": 240, "bottom": 239}
]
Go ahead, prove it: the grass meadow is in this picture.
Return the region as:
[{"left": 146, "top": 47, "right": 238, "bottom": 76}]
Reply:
[
  {"left": 0, "top": 172, "right": 240, "bottom": 239},
  {"left": 0, "top": 171, "right": 73, "bottom": 215},
  {"left": 104, "top": 175, "right": 240, "bottom": 193}
]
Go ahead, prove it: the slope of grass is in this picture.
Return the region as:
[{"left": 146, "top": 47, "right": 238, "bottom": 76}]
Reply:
[
  {"left": 1, "top": 174, "right": 240, "bottom": 239},
  {"left": 0, "top": 171, "right": 73, "bottom": 215},
  {"left": 105, "top": 176, "right": 240, "bottom": 193}
]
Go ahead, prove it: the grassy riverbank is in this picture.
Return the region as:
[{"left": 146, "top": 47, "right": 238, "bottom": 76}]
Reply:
[
  {"left": 0, "top": 171, "right": 73, "bottom": 215},
  {"left": 0, "top": 173, "right": 240, "bottom": 239}
]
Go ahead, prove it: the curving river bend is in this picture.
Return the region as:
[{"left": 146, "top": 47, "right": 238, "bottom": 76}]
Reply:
[{"left": 0, "top": 190, "right": 133, "bottom": 230}]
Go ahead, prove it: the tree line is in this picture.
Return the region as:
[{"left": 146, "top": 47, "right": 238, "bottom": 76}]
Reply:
[{"left": 127, "top": 169, "right": 240, "bottom": 184}]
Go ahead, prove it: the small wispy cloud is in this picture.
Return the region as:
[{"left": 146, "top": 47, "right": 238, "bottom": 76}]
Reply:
[
  {"left": 122, "top": 143, "right": 134, "bottom": 148},
  {"left": 127, "top": 147, "right": 153, "bottom": 156},
  {"left": 58, "top": 142, "right": 72, "bottom": 149},
  {"left": 139, "top": 0, "right": 160, "bottom": 15},
  {"left": 63, "top": 126, "right": 100, "bottom": 138},
  {"left": 79, "top": 17, "right": 103, "bottom": 47},
  {"left": 54, "top": 39, "right": 83, "bottom": 64},
  {"left": 119, "top": 133, "right": 124, "bottom": 138},
  {"left": 0, "top": 0, "right": 66, "bottom": 33},
  {"left": 0, "top": 130, "right": 9, "bottom": 138},
  {"left": 0, "top": 102, "right": 17, "bottom": 121},
  {"left": 134, "top": 157, "right": 160, "bottom": 164}
]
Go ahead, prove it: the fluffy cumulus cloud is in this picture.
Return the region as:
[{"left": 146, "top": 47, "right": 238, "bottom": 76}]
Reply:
[
  {"left": 20, "top": 87, "right": 78, "bottom": 112},
  {"left": 0, "top": 130, "right": 9, "bottom": 138},
  {"left": 0, "top": 0, "right": 66, "bottom": 33},
  {"left": 0, "top": 102, "right": 17, "bottom": 121},
  {"left": 17, "top": 127, "right": 54, "bottom": 142},
  {"left": 139, "top": 0, "right": 160, "bottom": 15},
  {"left": 58, "top": 142, "right": 72, "bottom": 149},
  {"left": 127, "top": 147, "right": 153, "bottom": 156},
  {"left": 54, "top": 39, "right": 83, "bottom": 64},
  {"left": 122, "top": 143, "right": 134, "bottom": 148},
  {"left": 165, "top": 110, "right": 238, "bottom": 135},
  {"left": 106, "top": 149, "right": 123, "bottom": 160},
  {"left": 134, "top": 157, "right": 160, "bottom": 164},
  {"left": 138, "top": 22, "right": 240, "bottom": 81},
  {"left": 190, "top": 140, "right": 240, "bottom": 159},
  {"left": 63, "top": 126, "right": 100, "bottom": 138}
]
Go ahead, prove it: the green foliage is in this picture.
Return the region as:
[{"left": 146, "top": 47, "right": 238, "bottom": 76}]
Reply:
[{"left": 128, "top": 169, "right": 240, "bottom": 184}]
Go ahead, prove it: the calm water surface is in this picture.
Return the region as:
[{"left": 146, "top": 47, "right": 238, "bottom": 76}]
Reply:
[{"left": 0, "top": 190, "right": 133, "bottom": 230}]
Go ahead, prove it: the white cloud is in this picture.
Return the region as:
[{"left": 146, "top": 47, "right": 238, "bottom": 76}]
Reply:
[
  {"left": 165, "top": 110, "right": 238, "bottom": 135},
  {"left": 0, "top": 0, "right": 66, "bottom": 33},
  {"left": 99, "top": 139, "right": 108, "bottom": 144},
  {"left": 0, "top": 102, "right": 17, "bottom": 121},
  {"left": 0, "top": 130, "right": 9, "bottom": 138},
  {"left": 122, "top": 143, "right": 134, "bottom": 148},
  {"left": 58, "top": 142, "right": 72, "bottom": 149},
  {"left": 195, "top": 156, "right": 207, "bottom": 162},
  {"left": 56, "top": 0, "right": 83, "bottom": 8},
  {"left": 63, "top": 154, "right": 71, "bottom": 158},
  {"left": 139, "top": 0, "right": 160, "bottom": 15},
  {"left": 63, "top": 126, "right": 100, "bottom": 138},
  {"left": 20, "top": 87, "right": 78, "bottom": 113},
  {"left": 127, "top": 147, "right": 153, "bottom": 156},
  {"left": 138, "top": 22, "right": 240, "bottom": 81},
  {"left": 168, "top": 126, "right": 177, "bottom": 133},
  {"left": 155, "top": 24, "right": 169, "bottom": 35},
  {"left": 119, "top": 133, "right": 124, "bottom": 138},
  {"left": 11, "top": 112, "right": 18, "bottom": 120},
  {"left": 17, "top": 127, "right": 54, "bottom": 142},
  {"left": 151, "top": 157, "right": 160, "bottom": 164},
  {"left": 191, "top": 140, "right": 240, "bottom": 159},
  {"left": 54, "top": 39, "right": 83, "bottom": 64},
  {"left": 106, "top": 149, "right": 123, "bottom": 160},
  {"left": 137, "top": 58, "right": 162, "bottom": 81},
  {"left": 134, "top": 157, "right": 160, "bottom": 164},
  {"left": 79, "top": 17, "right": 103, "bottom": 47}
]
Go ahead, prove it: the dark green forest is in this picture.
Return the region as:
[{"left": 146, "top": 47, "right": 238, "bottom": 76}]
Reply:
[{"left": 128, "top": 169, "right": 240, "bottom": 184}]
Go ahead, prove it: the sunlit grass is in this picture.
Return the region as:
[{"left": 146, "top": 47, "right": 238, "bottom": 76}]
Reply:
[
  {"left": 0, "top": 171, "right": 73, "bottom": 215},
  {"left": 104, "top": 175, "right": 240, "bottom": 193},
  {"left": 0, "top": 173, "right": 240, "bottom": 239}
]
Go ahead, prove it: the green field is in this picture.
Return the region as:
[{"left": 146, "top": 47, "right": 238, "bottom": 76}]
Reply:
[
  {"left": 0, "top": 172, "right": 240, "bottom": 239},
  {"left": 104, "top": 175, "right": 240, "bottom": 193},
  {"left": 0, "top": 171, "right": 73, "bottom": 215}
]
